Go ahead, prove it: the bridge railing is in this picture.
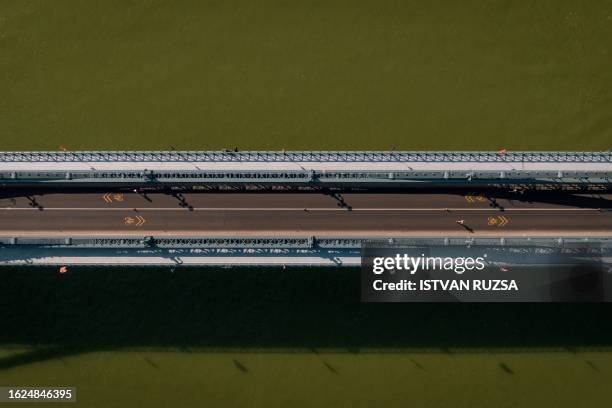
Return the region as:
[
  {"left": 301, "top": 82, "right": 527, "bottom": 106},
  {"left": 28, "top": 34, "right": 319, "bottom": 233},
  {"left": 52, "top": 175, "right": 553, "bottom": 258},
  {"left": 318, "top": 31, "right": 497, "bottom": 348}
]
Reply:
[{"left": 0, "top": 151, "right": 610, "bottom": 163}]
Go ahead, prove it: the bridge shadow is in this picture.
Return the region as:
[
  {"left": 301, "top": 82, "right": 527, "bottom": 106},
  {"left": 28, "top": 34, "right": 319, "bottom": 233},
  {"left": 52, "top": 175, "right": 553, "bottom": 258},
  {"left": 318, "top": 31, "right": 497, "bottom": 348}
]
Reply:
[
  {"left": 2, "top": 267, "right": 612, "bottom": 370},
  {"left": 0, "top": 187, "right": 609, "bottom": 210},
  {"left": 495, "top": 191, "right": 612, "bottom": 209}
]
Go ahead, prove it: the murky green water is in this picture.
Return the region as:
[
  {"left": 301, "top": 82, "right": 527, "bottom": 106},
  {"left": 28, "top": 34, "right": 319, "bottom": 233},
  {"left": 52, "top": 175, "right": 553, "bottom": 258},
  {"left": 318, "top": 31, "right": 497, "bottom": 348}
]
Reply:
[
  {"left": 1, "top": 348, "right": 610, "bottom": 408},
  {"left": 1, "top": 1, "right": 611, "bottom": 151},
  {"left": 1, "top": 268, "right": 612, "bottom": 407}
]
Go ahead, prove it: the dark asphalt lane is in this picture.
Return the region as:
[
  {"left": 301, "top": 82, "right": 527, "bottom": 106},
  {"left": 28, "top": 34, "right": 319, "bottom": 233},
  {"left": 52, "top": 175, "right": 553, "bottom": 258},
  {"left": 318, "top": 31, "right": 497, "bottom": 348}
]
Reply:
[
  {"left": 0, "top": 192, "right": 609, "bottom": 237},
  {"left": 1, "top": 191, "right": 610, "bottom": 210}
]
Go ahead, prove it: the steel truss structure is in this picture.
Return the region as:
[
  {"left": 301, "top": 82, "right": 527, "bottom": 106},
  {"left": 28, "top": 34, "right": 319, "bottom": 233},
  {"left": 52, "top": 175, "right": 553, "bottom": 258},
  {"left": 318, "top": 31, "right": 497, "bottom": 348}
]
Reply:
[
  {"left": 0, "top": 169, "right": 609, "bottom": 185},
  {"left": 1, "top": 236, "right": 609, "bottom": 249}
]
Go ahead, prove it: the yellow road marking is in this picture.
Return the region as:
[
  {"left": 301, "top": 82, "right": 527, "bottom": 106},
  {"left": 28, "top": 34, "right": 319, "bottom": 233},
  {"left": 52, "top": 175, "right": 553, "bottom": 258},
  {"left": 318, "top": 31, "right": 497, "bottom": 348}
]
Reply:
[
  {"left": 103, "top": 193, "right": 124, "bottom": 203},
  {"left": 123, "top": 215, "right": 145, "bottom": 226},
  {"left": 487, "top": 215, "right": 509, "bottom": 227},
  {"left": 499, "top": 215, "right": 509, "bottom": 227},
  {"left": 465, "top": 193, "right": 486, "bottom": 203}
]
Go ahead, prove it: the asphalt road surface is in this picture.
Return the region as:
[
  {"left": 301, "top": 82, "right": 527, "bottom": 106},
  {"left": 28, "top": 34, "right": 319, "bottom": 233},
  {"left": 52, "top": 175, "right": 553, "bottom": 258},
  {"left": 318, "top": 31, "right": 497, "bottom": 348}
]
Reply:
[{"left": 0, "top": 191, "right": 610, "bottom": 237}]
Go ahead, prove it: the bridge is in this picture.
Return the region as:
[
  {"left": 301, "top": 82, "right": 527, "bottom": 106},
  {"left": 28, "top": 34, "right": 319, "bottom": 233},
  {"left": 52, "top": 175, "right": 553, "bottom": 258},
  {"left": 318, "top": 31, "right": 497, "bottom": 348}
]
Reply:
[
  {"left": 1, "top": 235, "right": 610, "bottom": 267},
  {"left": 0, "top": 151, "right": 609, "bottom": 267},
  {"left": 0, "top": 150, "right": 610, "bottom": 188}
]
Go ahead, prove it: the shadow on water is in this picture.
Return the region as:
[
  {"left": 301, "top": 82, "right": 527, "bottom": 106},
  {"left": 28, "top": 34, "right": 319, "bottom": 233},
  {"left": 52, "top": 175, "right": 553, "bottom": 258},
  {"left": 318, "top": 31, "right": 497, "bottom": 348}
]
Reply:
[{"left": 2, "top": 267, "right": 612, "bottom": 370}]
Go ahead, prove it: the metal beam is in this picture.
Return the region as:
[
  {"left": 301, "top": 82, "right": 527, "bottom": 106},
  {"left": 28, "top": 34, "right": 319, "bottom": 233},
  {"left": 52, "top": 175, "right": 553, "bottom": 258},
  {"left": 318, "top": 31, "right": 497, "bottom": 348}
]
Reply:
[
  {"left": 1, "top": 236, "right": 609, "bottom": 249},
  {"left": 0, "top": 169, "right": 609, "bottom": 185}
]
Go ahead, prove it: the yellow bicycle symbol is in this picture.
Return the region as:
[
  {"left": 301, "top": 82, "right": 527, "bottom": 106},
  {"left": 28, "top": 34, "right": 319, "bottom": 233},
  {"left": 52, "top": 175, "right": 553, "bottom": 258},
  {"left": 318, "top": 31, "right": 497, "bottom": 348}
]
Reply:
[
  {"left": 487, "top": 215, "right": 509, "bottom": 227},
  {"left": 124, "top": 215, "right": 146, "bottom": 226}
]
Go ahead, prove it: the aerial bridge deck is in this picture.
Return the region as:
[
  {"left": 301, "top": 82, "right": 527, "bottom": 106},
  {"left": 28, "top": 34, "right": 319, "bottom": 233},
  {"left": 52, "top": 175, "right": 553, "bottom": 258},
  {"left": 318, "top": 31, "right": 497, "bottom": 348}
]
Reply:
[
  {"left": 0, "top": 151, "right": 609, "bottom": 267},
  {"left": 0, "top": 189, "right": 609, "bottom": 267}
]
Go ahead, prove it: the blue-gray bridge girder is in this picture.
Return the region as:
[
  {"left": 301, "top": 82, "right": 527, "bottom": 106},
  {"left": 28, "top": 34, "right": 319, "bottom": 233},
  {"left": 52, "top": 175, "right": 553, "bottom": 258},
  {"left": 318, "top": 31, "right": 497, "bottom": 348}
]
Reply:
[
  {"left": 0, "top": 236, "right": 609, "bottom": 249},
  {"left": 0, "top": 170, "right": 609, "bottom": 183}
]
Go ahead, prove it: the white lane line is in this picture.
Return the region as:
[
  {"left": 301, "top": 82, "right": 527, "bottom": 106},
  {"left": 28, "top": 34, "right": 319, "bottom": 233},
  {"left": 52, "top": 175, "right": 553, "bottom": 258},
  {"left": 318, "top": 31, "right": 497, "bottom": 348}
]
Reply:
[{"left": 0, "top": 207, "right": 605, "bottom": 211}]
